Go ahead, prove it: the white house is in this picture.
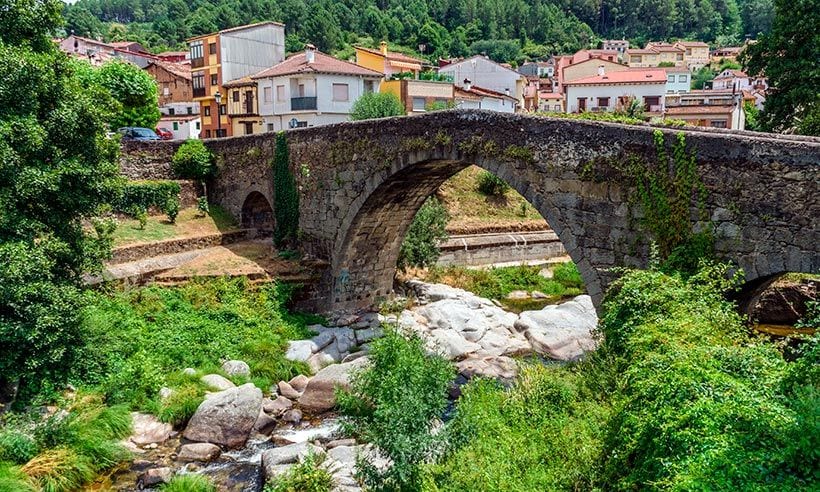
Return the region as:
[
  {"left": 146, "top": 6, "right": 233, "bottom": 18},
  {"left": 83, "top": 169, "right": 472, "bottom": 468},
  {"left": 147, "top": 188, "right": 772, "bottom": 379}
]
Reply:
[
  {"left": 564, "top": 68, "right": 667, "bottom": 114},
  {"left": 712, "top": 69, "right": 768, "bottom": 94},
  {"left": 158, "top": 114, "right": 201, "bottom": 140},
  {"left": 438, "top": 55, "right": 525, "bottom": 109},
  {"left": 253, "top": 46, "right": 383, "bottom": 131},
  {"left": 454, "top": 80, "right": 518, "bottom": 113}
]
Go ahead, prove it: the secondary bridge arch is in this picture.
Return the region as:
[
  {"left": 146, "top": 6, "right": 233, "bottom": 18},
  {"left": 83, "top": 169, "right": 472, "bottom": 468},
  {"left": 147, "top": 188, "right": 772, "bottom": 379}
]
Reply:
[{"left": 121, "top": 110, "right": 820, "bottom": 314}]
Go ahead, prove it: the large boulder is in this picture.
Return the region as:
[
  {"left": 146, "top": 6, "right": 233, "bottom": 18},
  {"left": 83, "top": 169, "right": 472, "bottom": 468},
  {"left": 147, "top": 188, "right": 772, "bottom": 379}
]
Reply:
[
  {"left": 129, "top": 412, "right": 172, "bottom": 446},
  {"left": 201, "top": 374, "right": 236, "bottom": 391},
  {"left": 286, "top": 340, "right": 318, "bottom": 362},
  {"left": 221, "top": 360, "right": 251, "bottom": 377},
  {"left": 515, "top": 295, "right": 598, "bottom": 361},
  {"left": 177, "top": 442, "right": 221, "bottom": 462},
  {"left": 298, "top": 358, "right": 369, "bottom": 413},
  {"left": 183, "top": 383, "right": 262, "bottom": 448}
]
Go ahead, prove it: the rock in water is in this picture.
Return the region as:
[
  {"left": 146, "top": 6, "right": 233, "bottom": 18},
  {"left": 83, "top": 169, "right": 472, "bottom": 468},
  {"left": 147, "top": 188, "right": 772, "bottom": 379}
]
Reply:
[
  {"left": 298, "top": 358, "right": 369, "bottom": 413},
  {"left": 177, "top": 442, "right": 221, "bottom": 462},
  {"left": 130, "top": 412, "right": 172, "bottom": 445},
  {"left": 184, "top": 383, "right": 262, "bottom": 448},
  {"left": 515, "top": 295, "right": 598, "bottom": 361}
]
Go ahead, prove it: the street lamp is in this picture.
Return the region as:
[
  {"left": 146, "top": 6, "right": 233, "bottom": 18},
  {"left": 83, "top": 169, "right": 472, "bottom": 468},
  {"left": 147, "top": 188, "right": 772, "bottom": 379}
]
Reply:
[{"left": 214, "top": 91, "right": 222, "bottom": 138}]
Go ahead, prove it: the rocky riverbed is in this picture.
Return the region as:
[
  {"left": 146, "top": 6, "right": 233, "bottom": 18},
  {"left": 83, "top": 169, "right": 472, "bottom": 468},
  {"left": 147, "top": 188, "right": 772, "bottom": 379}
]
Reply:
[{"left": 109, "top": 281, "right": 599, "bottom": 490}]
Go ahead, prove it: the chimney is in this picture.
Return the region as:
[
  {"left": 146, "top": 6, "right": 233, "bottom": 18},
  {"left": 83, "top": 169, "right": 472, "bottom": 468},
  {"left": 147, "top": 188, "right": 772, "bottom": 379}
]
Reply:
[
  {"left": 463, "top": 78, "right": 472, "bottom": 91},
  {"left": 305, "top": 44, "right": 316, "bottom": 64},
  {"left": 597, "top": 65, "right": 605, "bottom": 76},
  {"left": 380, "top": 41, "right": 388, "bottom": 56}
]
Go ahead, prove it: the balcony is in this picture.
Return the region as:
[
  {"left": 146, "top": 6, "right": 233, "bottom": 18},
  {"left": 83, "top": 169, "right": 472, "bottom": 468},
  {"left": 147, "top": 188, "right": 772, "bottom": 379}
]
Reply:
[
  {"left": 193, "top": 87, "right": 206, "bottom": 98},
  {"left": 191, "top": 57, "right": 205, "bottom": 69},
  {"left": 291, "top": 97, "right": 317, "bottom": 111}
]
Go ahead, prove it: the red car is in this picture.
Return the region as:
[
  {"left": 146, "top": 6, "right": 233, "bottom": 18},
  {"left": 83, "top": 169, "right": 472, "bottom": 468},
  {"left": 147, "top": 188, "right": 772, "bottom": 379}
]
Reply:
[{"left": 155, "top": 127, "right": 173, "bottom": 140}]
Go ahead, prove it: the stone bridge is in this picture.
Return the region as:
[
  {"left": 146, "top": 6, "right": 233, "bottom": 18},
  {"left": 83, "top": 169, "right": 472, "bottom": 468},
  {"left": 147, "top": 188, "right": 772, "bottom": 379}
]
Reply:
[{"left": 122, "top": 110, "right": 819, "bottom": 313}]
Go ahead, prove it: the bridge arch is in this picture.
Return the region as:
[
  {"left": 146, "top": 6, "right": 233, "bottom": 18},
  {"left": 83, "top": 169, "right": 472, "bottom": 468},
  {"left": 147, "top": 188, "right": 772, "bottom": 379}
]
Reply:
[{"left": 241, "top": 191, "right": 274, "bottom": 231}]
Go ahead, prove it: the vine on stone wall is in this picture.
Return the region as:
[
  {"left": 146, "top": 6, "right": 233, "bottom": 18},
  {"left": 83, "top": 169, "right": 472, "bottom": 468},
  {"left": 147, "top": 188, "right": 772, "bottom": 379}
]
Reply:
[{"left": 273, "top": 132, "right": 299, "bottom": 247}]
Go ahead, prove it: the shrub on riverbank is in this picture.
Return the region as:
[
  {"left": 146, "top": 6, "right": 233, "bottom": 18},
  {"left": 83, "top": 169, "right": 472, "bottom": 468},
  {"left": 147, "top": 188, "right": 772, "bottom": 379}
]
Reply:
[{"left": 428, "top": 263, "right": 818, "bottom": 490}]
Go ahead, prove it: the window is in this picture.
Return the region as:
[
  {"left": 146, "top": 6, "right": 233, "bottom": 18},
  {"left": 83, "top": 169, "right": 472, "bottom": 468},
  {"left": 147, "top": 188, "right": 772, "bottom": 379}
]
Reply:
[
  {"left": 263, "top": 86, "right": 272, "bottom": 103},
  {"left": 209, "top": 43, "right": 217, "bottom": 55},
  {"left": 276, "top": 85, "right": 285, "bottom": 102},
  {"left": 298, "top": 84, "right": 305, "bottom": 97},
  {"left": 244, "top": 122, "right": 254, "bottom": 135},
  {"left": 203, "top": 105, "right": 211, "bottom": 116},
  {"left": 412, "top": 97, "right": 426, "bottom": 111},
  {"left": 678, "top": 74, "right": 688, "bottom": 83},
  {"left": 597, "top": 97, "right": 610, "bottom": 108},
  {"left": 189, "top": 41, "right": 203, "bottom": 60},
  {"left": 204, "top": 129, "right": 211, "bottom": 138},
  {"left": 168, "top": 108, "right": 175, "bottom": 115},
  {"left": 554, "top": 104, "right": 560, "bottom": 111},
  {"left": 219, "top": 104, "right": 226, "bottom": 115},
  {"left": 667, "top": 75, "right": 675, "bottom": 83},
  {"left": 195, "top": 121, "right": 200, "bottom": 130},
  {"left": 710, "top": 120, "right": 727, "bottom": 128},
  {"left": 332, "top": 83, "right": 349, "bottom": 101},
  {"left": 676, "top": 53, "right": 684, "bottom": 61},
  {"left": 187, "top": 106, "right": 193, "bottom": 115},
  {"left": 192, "top": 72, "right": 205, "bottom": 97},
  {"left": 163, "top": 85, "right": 170, "bottom": 96},
  {"left": 210, "top": 74, "right": 218, "bottom": 86},
  {"left": 172, "top": 122, "right": 179, "bottom": 130},
  {"left": 630, "top": 55, "right": 641, "bottom": 63},
  {"left": 643, "top": 96, "right": 661, "bottom": 110},
  {"left": 232, "top": 91, "right": 240, "bottom": 102},
  {"left": 364, "top": 80, "right": 375, "bottom": 93},
  {"left": 267, "top": 123, "right": 275, "bottom": 132}
]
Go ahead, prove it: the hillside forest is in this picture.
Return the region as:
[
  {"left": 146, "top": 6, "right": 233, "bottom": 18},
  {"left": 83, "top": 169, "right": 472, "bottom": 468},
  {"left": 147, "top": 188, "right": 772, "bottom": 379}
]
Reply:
[{"left": 64, "top": 0, "right": 775, "bottom": 62}]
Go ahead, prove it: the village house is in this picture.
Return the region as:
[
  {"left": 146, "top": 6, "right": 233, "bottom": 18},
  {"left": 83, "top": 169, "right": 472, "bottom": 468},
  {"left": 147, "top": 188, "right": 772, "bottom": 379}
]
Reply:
[
  {"left": 665, "top": 89, "right": 747, "bottom": 129},
  {"left": 223, "top": 77, "right": 260, "bottom": 135},
  {"left": 381, "top": 78, "right": 454, "bottom": 115},
  {"left": 712, "top": 69, "right": 768, "bottom": 92},
  {"left": 355, "top": 42, "right": 425, "bottom": 79},
  {"left": 537, "top": 91, "right": 564, "bottom": 112},
  {"left": 145, "top": 60, "right": 193, "bottom": 106},
  {"left": 710, "top": 46, "right": 743, "bottom": 65},
  {"left": 454, "top": 79, "right": 518, "bottom": 113},
  {"left": 560, "top": 57, "right": 630, "bottom": 93},
  {"left": 564, "top": 67, "right": 667, "bottom": 114},
  {"left": 58, "top": 34, "right": 157, "bottom": 67},
  {"left": 601, "top": 39, "right": 630, "bottom": 58},
  {"left": 437, "top": 55, "right": 525, "bottom": 109},
  {"left": 254, "top": 45, "right": 383, "bottom": 131},
  {"left": 518, "top": 60, "right": 554, "bottom": 78},
  {"left": 674, "top": 41, "right": 710, "bottom": 70},
  {"left": 663, "top": 66, "right": 691, "bottom": 93},
  {"left": 188, "top": 21, "right": 285, "bottom": 138}
]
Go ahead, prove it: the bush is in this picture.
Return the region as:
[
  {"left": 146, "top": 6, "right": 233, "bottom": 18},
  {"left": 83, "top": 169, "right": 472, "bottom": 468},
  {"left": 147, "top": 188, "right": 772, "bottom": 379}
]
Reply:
[
  {"left": 264, "top": 452, "right": 334, "bottom": 492},
  {"left": 476, "top": 171, "right": 509, "bottom": 196},
  {"left": 338, "top": 329, "right": 454, "bottom": 491},
  {"left": 197, "top": 196, "right": 210, "bottom": 216},
  {"left": 156, "top": 382, "right": 206, "bottom": 427},
  {"left": 0, "top": 428, "right": 37, "bottom": 465},
  {"left": 161, "top": 474, "right": 216, "bottom": 492},
  {"left": 114, "top": 180, "right": 181, "bottom": 222},
  {"left": 398, "top": 197, "right": 449, "bottom": 270},
  {"left": 551, "top": 262, "right": 583, "bottom": 290},
  {"left": 172, "top": 140, "right": 215, "bottom": 181},
  {"left": 350, "top": 92, "right": 405, "bottom": 121}
]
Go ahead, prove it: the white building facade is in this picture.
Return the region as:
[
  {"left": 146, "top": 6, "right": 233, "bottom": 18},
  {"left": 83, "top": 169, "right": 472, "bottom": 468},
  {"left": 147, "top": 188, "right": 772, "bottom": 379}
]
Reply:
[
  {"left": 438, "top": 55, "right": 524, "bottom": 109},
  {"left": 254, "top": 47, "right": 383, "bottom": 131},
  {"left": 564, "top": 69, "right": 667, "bottom": 113},
  {"left": 158, "top": 115, "right": 201, "bottom": 140}
]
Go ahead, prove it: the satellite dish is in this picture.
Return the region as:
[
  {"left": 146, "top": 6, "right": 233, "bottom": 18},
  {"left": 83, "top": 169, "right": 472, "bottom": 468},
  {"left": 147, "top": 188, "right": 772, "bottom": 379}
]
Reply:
[{"left": 289, "top": 118, "right": 299, "bottom": 129}]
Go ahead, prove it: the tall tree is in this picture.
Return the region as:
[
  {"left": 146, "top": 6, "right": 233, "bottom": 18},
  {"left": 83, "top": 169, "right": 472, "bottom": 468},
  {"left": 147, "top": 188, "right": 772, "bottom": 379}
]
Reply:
[{"left": 741, "top": 0, "right": 820, "bottom": 135}]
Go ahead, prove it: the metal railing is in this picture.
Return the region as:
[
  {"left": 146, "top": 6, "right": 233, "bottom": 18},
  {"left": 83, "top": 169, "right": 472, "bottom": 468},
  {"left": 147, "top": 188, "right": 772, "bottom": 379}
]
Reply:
[{"left": 291, "top": 97, "right": 317, "bottom": 111}]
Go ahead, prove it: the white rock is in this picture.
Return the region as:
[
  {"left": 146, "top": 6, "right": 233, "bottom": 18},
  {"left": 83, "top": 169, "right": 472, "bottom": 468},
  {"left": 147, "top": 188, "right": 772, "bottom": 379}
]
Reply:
[
  {"left": 201, "top": 374, "right": 236, "bottom": 391},
  {"left": 130, "top": 412, "right": 172, "bottom": 446},
  {"left": 221, "top": 360, "right": 251, "bottom": 377},
  {"left": 311, "top": 331, "right": 335, "bottom": 352},
  {"left": 308, "top": 352, "right": 336, "bottom": 374},
  {"left": 286, "top": 340, "right": 318, "bottom": 362},
  {"left": 427, "top": 329, "right": 481, "bottom": 360},
  {"left": 515, "top": 295, "right": 598, "bottom": 361},
  {"left": 177, "top": 442, "right": 221, "bottom": 462},
  {"left": 261, "top": 442, "right": 324, "bottom": 480}
]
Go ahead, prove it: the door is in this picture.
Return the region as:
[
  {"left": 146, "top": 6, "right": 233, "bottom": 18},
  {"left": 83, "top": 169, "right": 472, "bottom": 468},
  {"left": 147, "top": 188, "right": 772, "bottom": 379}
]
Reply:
[
  {"left": 244, "top": 90, "right": 254, "bottom": 114},
  {"left": 577, "top": 97, "right": 586, "bottom": 112},
  {"left": 244, "top": 122, "right": 254, "bottom": 135}
]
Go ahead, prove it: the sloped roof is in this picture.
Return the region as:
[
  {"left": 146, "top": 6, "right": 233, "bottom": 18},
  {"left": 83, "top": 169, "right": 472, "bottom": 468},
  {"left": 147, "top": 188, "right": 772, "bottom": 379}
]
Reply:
[
  {"left": 187, "top": 21, "right": 284, "bottom": 41},
  {"left": 252, "top": 50, "right": 384, "bottom": 79},
  {"left": 457, "top": 84, "right": 517, "bottom": 101},
  {"left": 676, "top": 41, "right": 709, "bottom": 47},
  {"left": 223, "top": 76, "right": 255, "bottom": 87},
  {"left": 714, "top": 69, "right": 748, "bottom": 79},
  {"left": 148, "top": 60, "right": 192, "bottom": 80},
  {"left": 565, "top": 69, "right": 667, "bottom": 85},
  {"left": 355, "top": 46, "right": 425, "bottom": 65}
]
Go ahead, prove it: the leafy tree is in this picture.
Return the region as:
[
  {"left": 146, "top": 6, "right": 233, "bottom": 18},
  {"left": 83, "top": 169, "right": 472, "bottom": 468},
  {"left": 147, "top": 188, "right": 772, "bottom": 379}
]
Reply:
[
  {"left": 0, "top": 0, "right": 121, "bottom": 402},
  {"left": 273, "top": 132, "right": 299, "bottom": 246},
  {"left": 172, "top": 139, "right": 215, "bottom": 181},
  {"left": 350, "top": 92, "right": 405, "bottom": 121},
  {"left": 94, "top": 60, "right": 161, "bottom": 129},
  {"left": 691, "top": 66, "right": 716, "bottom": 89},
  {"left": 398, "top": 197, "right": 449, "bottom": 270},
  {"left": 469, "top": 39, "right": 521, "bottom": 63},
  {"left": 741, "top": 0, "right": 820, "bottom": 135}
]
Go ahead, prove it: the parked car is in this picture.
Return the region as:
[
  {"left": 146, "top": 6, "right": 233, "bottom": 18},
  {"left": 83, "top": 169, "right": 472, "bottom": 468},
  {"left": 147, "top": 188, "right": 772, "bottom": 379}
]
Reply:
[
  {"left": 155, "top": 127, "right": 173, "bottom": 140},
  {"left": 117, "top": 127, "right": 161, "bottom": 141}
]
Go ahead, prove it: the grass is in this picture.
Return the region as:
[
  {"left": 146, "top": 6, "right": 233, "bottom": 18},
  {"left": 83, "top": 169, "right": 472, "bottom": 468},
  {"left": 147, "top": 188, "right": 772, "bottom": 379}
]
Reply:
[
  {"left": 111, "top": 205, "right": 238, "bottom": 246},
  {"left": 428, "top": 264, "right": 818, "bottom": 490},
  {"left": 438, "top": 166, "right": 546, "bottom": 234},
  {"left": 264, "top": 452, "right": 334, "bottom": 492},
  {"left": 73, "top": 277, "right": 312, "bottom": 420},
  {"left": 161, "top": 474, "right": 216, "bottom": 492},
  {"left": 423, "top": 261, "right": 584, "bottom": 302}
]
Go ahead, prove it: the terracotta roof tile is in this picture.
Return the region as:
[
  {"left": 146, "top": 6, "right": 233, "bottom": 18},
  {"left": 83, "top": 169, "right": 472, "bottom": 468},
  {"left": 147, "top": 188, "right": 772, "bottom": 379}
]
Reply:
[
  {"left": 252, "top": 50, "right": 384, "bottom": 79},
  {"left": 565, "top": 69, "right": 667, "bottom": 85},
  {"left": 355, "top": 46, "right": 425, "bottom": 65},
  {"left": 149, "top": 60, "right": 191, "bottom": 80}
]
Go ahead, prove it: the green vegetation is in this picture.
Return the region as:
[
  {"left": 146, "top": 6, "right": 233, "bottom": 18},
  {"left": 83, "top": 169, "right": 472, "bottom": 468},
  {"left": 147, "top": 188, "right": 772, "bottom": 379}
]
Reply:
[
  {"left": 264, "top": 452, "right": 334, "bottom": 492},
  {"left": 76, "top": 278, "right": 310, "bottom": 413},
  {"left": 0, "top": 394, "right": 131, "bottom": 492},
  {"left": 428, "top": 263, "right": 818, "bottom": 490},
  {"left": 742, "top": 0, "right": 820, "bottom": 135},
  {"left": 0, "top": 0, "right": 121, "bottom": 404},
  {"left": 114, "top": 180, "right": 181, "bottom": 223},
  {"left": 161, "top": 474, "right": 216, "bottom": 492},
  {"left": 425, "top": 262, "right": 584, "bottom": 301},
  {"left": 338, "top": 329, "right": 454, "bottom": 491},
  {"left": 350, "top": 92, "right": 405, "bottom": 121},
  {"left": 64, "top": 0, "right": 769, "bottom": 63},
  {"left": 172, "top": 140, "right": 216, "bottom": 181},
  {"left": 398, "top": 197, "right": 449, "bottom": 270},
  {"left": 476, "top": 171, "right": 509, "bottom": 197},
  {"left": 111, "top": 204, "right": 237, "bottom": 246},
  {"left": 273, "top": 132, "right": 299, "bottom": 247}
]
